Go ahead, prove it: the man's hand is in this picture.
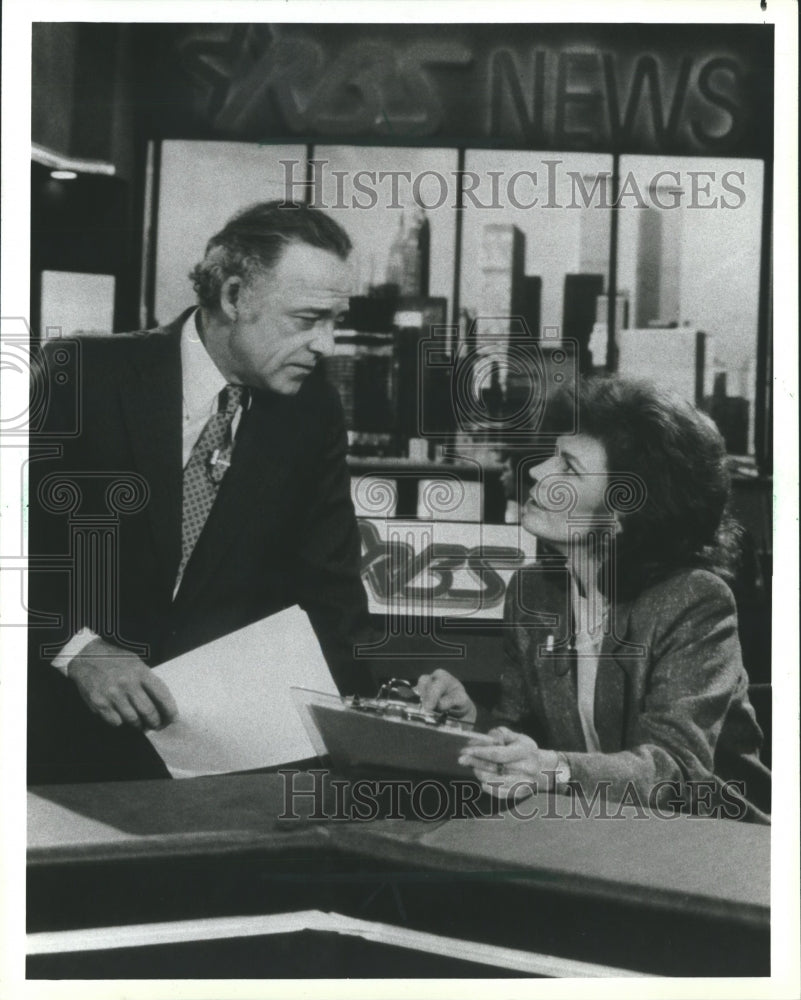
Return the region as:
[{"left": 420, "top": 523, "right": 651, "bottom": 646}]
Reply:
[
  {"left": 67, "top": 638, "right": 178, "bottom": 731},
  {"left": 416, "top": 669, "right": 477, "bottom": 724}
]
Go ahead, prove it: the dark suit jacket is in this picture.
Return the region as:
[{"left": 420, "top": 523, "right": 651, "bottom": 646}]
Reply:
[
  {"left": 27, "top": 311, "right": 370, "bottom": 783},
  {"left": 486, "top": 562, "right": 770, "bottom": 822}
]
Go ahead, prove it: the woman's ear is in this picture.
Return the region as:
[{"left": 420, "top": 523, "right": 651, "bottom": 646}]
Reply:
[{"left": 219, "top": 276, "right": 241, "bottom": 322}]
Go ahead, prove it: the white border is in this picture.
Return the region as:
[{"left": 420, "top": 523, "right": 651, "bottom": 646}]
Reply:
[{"left": 2, "top": 2, "right": 798, "bottom": 999}]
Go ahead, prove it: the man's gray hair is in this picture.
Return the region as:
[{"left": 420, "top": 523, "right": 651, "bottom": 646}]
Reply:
[{"left": 190, "top": 200, "right": 353, "bottom": 309}]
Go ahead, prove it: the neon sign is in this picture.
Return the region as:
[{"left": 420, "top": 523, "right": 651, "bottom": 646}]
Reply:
[{"left": 168, "top": 23, "right": 772, "bottom": 157}]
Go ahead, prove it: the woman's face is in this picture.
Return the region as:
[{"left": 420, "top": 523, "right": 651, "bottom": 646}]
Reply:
[{"left": 521, "top": 434, "right": 615, "bottom": 549}]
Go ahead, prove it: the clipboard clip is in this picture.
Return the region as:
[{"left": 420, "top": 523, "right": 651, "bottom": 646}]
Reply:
[{"left": 344, "top": 678, "right": 472, "bottom": 731}]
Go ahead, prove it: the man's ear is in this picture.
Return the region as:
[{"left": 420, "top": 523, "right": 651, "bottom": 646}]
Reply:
[{"left": 219, "top": 276, "right": 242, "bottom": 322}]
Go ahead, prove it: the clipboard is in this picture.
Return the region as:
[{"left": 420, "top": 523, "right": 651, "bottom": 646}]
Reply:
[{"left": 291, "top": 680, "right": 494, "bottom": 780}]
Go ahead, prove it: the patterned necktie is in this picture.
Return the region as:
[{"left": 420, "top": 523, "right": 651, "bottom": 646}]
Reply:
[{"left": 176, "top": 384, "right": 247, "bottom": 591}]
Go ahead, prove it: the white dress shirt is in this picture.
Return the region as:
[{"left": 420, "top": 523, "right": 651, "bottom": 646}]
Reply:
[{"left": 179, "top": 309, "right": 231, "bottom": 464}]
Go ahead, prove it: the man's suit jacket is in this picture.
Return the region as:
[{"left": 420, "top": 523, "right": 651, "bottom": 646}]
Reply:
[
  {"left": 27, "top": 311, "right": 370, "bottom": 783},
  {"left": 485, "top": 561, "right": 770, "bottom": 821}
]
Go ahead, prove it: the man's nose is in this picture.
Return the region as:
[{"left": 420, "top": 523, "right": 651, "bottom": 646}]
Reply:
[{"left": 308, "top": 324, "right": 336, "bottom": 358}]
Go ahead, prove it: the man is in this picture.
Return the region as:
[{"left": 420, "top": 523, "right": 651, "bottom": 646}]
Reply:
[{"left": 28, "top": 201, "right": 370, "bottom": 784}]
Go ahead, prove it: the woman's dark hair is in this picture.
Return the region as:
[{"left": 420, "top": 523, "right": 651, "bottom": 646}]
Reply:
[
  {"left": 545, "top": 375, "right": 741, "bottom": 599},
  {"left": 190, "top": 200, "right": 353, "bottom": 309}
]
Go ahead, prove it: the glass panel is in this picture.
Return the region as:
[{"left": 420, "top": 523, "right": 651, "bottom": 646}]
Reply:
[
  {"left": 617, "top": 156, "right": 764, "bottom": 455},
  {"left": 454, "top": 152, "right": 614, "bottom": 521},
  {"left": 154, "top": 140, "right": 306, "bottom": 324},
  {"left": 40, "top": 270, "right": 115, "bottom": 339},
  {"left": 312, "top": 146, "right": 458, "bottom": 310},
  {"left": 311, "top": 146, "right": 459, "bottom": 457},
  {"left": 459, "top": 151, "right": 614, "bottom": 366}
]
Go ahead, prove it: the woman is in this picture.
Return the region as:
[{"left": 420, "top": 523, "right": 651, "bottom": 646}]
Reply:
[{"left": 418, "top": 376, "right": 770, "bottom": 822}]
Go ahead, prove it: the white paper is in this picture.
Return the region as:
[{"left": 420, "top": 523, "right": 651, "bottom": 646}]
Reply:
[{"left": 145, "top": 606, "right": 339, "bottom": 778}]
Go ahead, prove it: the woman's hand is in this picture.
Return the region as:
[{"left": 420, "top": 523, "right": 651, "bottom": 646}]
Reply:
[
  {"left": 416, "top": 669, "right": 477, "bottom": 724},
  {"left": 458, "top": 726, "right": 563, "bottom": 800}
]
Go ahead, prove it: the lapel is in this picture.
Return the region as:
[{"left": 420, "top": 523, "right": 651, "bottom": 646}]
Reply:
[
  {"left": 119, "top": 315, "right": 184, "bottom": 585},
  {"left": 529, "top": 566, "right": 644, "bottom": 753},
  {"left": 171, "top": 384, "right": 310, "bottom": 611},
  {"left": 593, "top": 598, "right": 641, "bottom": 752},
  {"left": 528, "top": 566, "right": 588, "bottom": 753}
]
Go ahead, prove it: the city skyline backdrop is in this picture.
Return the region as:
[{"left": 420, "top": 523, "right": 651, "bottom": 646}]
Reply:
[{"left": 152, "top": 143, "right": 762, "bottom": 372}]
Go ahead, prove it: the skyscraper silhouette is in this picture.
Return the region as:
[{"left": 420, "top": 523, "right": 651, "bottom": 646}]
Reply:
[
  {"left": 385, "top": 207, "right": 430, "bottom": 297},
  {"left": 635, "top": 185, "right": 683, "bottom": 327}
]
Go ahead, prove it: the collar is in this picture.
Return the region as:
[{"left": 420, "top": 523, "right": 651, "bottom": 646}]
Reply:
[
  {"left": 180, "top": 309, "right": 227, "bottom": 420},
  {"left": 569, "top": 571, "right": 608, "bottom": 638}
]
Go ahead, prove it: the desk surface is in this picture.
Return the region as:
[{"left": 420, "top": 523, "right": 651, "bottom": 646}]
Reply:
[{"left": 28, "top": 772, "right": 769, "bottom": 927}]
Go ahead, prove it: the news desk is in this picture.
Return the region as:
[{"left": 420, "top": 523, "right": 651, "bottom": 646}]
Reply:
[{"left": 27, "top": 772, "right": 770, "bottom": 979}]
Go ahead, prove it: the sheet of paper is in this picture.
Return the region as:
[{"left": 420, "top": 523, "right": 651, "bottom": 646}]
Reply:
[{"left": 146, "top": 606, "right": 339, "bottom": 778}]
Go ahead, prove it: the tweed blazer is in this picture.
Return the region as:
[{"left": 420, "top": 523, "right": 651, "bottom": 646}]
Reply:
[{"left": 490, "top": 562, "right": 770, "bottom": 821}]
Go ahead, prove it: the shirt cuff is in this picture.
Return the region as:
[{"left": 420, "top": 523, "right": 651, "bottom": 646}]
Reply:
[{"left": 51, "top": 627, "right": 99, "bottom": 676}]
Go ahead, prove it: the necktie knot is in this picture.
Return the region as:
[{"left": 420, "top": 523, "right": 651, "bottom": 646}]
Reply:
[{"left": 219, "top": 383, "right": 247, "bottom": 416}]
